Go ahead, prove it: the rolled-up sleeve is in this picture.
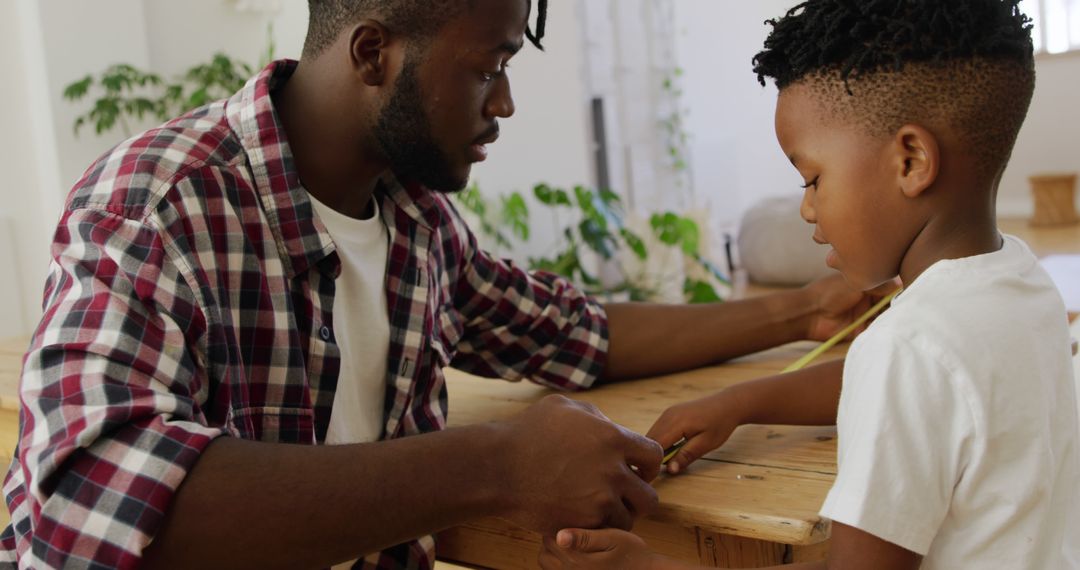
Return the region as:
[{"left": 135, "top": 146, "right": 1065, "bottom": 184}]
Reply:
[
  {"left": 3, "top": 208, "right": 222, "bottom": 569},
  {"left": 444, "top": 209, "right": 608, "bottom": 391}
]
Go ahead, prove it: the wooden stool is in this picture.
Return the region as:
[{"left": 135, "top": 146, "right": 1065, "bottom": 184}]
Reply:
[{"left": 1029, "top": 173, "right": 1079, "bottom": 226}]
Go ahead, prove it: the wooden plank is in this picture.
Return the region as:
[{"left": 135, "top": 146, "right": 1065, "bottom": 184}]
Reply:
[
  {"left": 434, "top": 562, "right": 476, "bottom": 570},
  {"left": 438, "top": 517, "right": 703, "bottom": 570},
  {"left": 437, "top": 518, "right": 805, "bottom": 569},
  {"left": 648, "top": 462, "right": 832, "bottom": 545},
  {"left": 437, "top": 517, "right": 545, "bottom": 570},
  {"left": 697, "top": 531, "right": 785, "bottom": 568},
  {"left": 703, "top": 424, "right": 837, "bottom": 475},
  {"left": 0, "top": 407, "right": 18, "bottom": 528},
  {"left": 790, "top": 540, "right": 831, "bottom": 563},
  {"left": 445, "top": 344, "right": 849, "bottom": 438},
  {"left": 445, "top": 347, "right": 840, "bottom": 546}
]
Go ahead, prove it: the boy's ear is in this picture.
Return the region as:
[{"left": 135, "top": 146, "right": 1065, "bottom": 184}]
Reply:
[
  {"left": 347, "top": 20, "right": 397, "bottom": 87},
  {"left": 892, "top": 124, "right": 940, "bottom": 199}
]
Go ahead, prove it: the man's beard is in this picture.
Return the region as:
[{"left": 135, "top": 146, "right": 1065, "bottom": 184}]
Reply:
[{"left": 373, "top": 60, "right": 468, "bottom": 193}]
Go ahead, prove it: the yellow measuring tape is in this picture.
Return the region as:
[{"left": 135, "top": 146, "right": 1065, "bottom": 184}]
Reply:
[{"left": 781, "top": 289, "right": 901, "bottom": 373}]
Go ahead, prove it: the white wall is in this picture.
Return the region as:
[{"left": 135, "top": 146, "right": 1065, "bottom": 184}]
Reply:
[
  {"left": 674, "top": 0, "right": 801, "bottom": 229},
  {"left": 0, "top": 1, "right": 42, "bottom": 336},
  {"left": 39, "top": 0, "right": 153, "bottom": 194},
  {"left": 0, "top": 1, "right": 139, "bottom": 336},
  {"left": 2, "top": 0, "right": 301, "bottom": 337},
  {"left": 674, "top": 0, "right": 1080, "bottom": 225},
  {"left": 143, "top": 0, "right": 303, "bottom": 77},
  {"left": 44, "top": 0, "right": 303, "bottom": 197},
  {"left": 1001, "top": 52, "right": 1080, "bottom": 216},
  {"left": 581, "top": 0, "right": 690, "bottom": 214},
  {"left": 1, "top": 0, "right": 156, "bottom": 338}
]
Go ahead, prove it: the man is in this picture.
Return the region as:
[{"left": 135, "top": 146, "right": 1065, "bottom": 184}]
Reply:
[{"left": 2, "top": 1, "right": 871, "bottom": 568}]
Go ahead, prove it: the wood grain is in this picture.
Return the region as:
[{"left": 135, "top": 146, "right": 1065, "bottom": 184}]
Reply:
[{"left": 444, "top": 342, "right": 843, "bottom": 548}]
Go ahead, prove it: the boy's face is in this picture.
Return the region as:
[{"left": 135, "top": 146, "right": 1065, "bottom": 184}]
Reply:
[{"left": 774, "top": 84, "right": 914, "bottom": 291}]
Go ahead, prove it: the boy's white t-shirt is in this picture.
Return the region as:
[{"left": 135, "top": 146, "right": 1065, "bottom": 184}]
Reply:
[
  {"left": 821, "top": 235, "right": 1080, "bottom": 569},
  {"left": 308, "top": 193, "right": 391, "bottom": 446}
]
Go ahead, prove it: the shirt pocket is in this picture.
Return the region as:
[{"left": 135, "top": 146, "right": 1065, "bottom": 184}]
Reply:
[
  {"left": 430, "top": 305, "right": 464, "bottom": 367},
  {"left": 228, "top": 405, "right": 317, "bottom": 444}
]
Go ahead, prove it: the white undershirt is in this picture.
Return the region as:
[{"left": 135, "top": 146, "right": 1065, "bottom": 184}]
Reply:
[{"left": 308, "top": 192, "right": 391, "bottom": 446}]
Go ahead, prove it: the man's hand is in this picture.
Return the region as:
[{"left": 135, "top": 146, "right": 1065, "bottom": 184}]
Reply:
[
  {"left": 539, "top": 528, "right": 677, "bottom": 570},
  {"left": 499, "top": 395, "right": 663, "bottom": 535},
  {"left": 646, "top": 390, "right": 743, "bottom": 474},
  {"left": 802, "top": 275, "right": 899, "bottom": 342}
]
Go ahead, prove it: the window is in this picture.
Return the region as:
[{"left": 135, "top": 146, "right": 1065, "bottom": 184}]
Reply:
[{"left": 1021, "top": 0, "right": 1080, "bottom": 54}]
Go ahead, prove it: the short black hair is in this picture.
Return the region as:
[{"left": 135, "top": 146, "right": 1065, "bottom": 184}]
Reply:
[
  {"left": 753, "top": 0, "right": 1036, "bottom": 178},
  {"left": 304, "top": 0, "right": 548, "bottom": 58}
]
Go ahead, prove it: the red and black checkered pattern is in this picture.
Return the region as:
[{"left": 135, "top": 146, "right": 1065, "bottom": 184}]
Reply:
[{"left": 1, "top": 60, "right": 608, "bottom": 569}]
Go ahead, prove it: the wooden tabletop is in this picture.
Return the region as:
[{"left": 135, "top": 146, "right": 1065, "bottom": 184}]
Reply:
[{"left": 446, "top": 341, "right": 847, "bottom": 546}]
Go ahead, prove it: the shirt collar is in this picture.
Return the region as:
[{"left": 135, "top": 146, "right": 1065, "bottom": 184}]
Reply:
[
  {"left": 226, "top": 59, "right": 336, "bottom": 279},
  {"left": 227, "top": 60, "right": 443, "bottom": 278},
  {"left": 379, "top": 172, "right": 443, "bottom": 231}
]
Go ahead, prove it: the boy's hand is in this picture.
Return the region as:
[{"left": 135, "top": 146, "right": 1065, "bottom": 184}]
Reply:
[
  {"left": 646, "top": 391, "right": 743, "bottom": 474},
  {"left": 538, "top": 528, "right": 670, "bottom": 570}
]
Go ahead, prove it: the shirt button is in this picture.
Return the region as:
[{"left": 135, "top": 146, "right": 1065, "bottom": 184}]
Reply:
[{"left": 319, "top": 325, "right": 331, "bottom": 341}]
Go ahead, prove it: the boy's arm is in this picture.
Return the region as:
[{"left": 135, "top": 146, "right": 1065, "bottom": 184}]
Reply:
[
  {"left": 731, "top": 358, "right": 844, "bottom": 425},
  {"left": 647, "top": 358, "right": 843, "bottom": 472}
]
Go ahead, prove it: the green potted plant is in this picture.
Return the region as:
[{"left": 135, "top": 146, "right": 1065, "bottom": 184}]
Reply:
[
  {"left": 62, "top": 29, "right": 274, "bottom": 138},
  {"left": 453, "top": 183, "right": 730, "bottom": 303}
]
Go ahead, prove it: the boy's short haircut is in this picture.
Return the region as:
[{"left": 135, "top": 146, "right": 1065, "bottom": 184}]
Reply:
[{"left": 752, "top": 0, "right": 1036, "bottom": 180}]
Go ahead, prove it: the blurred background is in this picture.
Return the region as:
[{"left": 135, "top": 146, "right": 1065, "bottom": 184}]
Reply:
[{"left": 1, "top": 0, "right": 1078, "bottom": 338}]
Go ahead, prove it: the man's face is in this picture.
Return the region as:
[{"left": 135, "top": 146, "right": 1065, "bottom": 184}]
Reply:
[
  {"left": 774, "top": 84, "right": 912, "bottom": 291},
  {"left": 374, "top": 0, "right": 528, "bottom": 193}
]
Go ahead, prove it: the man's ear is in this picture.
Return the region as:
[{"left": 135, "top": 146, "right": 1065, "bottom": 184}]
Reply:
[
  {"left": 348, "top": 20, "right": 396, "bottom": 87},
  {"left": 892, "top": 124, "right": 940, "bottom": 199}
]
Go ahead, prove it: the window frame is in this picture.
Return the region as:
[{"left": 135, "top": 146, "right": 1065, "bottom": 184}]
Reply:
[{"left": 1023, "top": 0, "right": 1080, "bottom": 56}]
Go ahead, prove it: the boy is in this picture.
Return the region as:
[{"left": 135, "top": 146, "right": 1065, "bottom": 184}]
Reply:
[{"left": 539, "top": 1, "right": 1079, "bottom": 568}]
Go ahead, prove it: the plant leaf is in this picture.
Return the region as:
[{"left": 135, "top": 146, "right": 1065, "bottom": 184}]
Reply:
[
  {"left": 620, "top": 229, "right": 647, "bottom": 260},
  {"left": 676, "top": 217, "right": 700, "bottom": 255},
  {"left": 534, "top": 183, "right": 555, "bottom": 205},
  {"left": 684, "top": 279, "right": 722, "bottom": 304},
  {"left": 501, "top": 192, "right": 530, "bottom": 241},
  {"left": 63, "top": 76, "right": 93, "bottom": 100},
  {"left": 651, "top": 212, "right": 681, "bottom": 245},
  {"left": 578, "top": 219, "right": 614, "bottom": 259}
]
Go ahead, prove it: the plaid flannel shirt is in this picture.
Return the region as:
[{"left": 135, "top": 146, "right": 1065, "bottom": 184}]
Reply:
[{"left": 1, "top": 60, "right": 608, "bottom": 569}]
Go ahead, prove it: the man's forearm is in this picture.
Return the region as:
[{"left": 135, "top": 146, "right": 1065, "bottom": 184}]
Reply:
[
  {"left": 143, "top": 423, "right": 509, "bottom": 569},
  {"left": 601, "top": 290, "right": 815, "bottom": 382}
]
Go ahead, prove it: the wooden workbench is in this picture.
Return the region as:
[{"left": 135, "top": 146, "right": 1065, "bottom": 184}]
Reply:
[{"left": 437, "top": 342, "right": 845, "bottom": 568}]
